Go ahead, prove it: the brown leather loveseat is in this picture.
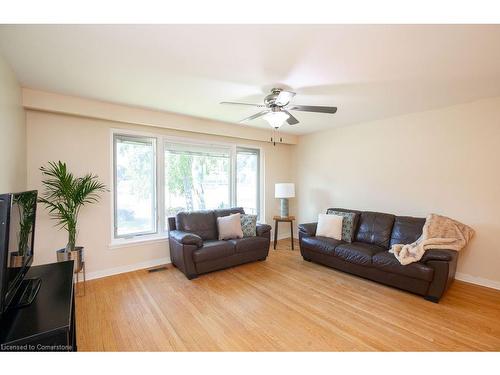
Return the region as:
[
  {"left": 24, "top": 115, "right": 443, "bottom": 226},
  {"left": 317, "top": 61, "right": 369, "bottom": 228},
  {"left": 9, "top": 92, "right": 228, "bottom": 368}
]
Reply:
[
  {"left": 299, "top": 208, "right": 458, "bottom": 302},
  {"left": 168, "top": 207, "right": 272, "bottom": 279}
]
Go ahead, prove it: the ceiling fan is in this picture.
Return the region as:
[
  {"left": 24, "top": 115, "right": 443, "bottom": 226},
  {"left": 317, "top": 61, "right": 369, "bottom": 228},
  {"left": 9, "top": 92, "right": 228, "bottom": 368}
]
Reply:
[{"left": 220, "top": 88, "right": 337, "bottom": 129}]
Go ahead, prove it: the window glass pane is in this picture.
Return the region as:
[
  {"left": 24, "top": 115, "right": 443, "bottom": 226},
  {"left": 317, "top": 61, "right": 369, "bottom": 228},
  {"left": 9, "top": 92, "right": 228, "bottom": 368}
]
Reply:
[
  {"left": 165, "top": 142, "right": 230, "bottom": 218},
  {"left": 236, "top": 148, "right": 260, "bottom": 217},
  {"left": 115, "top": 135, "right": 156, "bottom": 237}
]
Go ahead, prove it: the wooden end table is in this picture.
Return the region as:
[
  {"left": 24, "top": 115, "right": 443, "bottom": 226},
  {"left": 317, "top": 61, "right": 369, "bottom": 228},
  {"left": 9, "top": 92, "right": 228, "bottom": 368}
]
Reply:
[{"left": 273, "top": 215, "right": 295, "bottom": 250}]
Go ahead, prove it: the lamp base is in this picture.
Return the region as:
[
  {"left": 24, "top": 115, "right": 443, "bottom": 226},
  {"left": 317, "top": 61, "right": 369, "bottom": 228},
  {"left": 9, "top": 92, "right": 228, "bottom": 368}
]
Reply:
[{"left": 280, "top": 198, "right": 289, "bottom": 217}]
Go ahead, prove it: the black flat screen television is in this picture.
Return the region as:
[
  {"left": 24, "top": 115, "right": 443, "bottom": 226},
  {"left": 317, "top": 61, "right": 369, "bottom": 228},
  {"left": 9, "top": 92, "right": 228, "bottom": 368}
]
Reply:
[{"left": 0, "top": 190, "right": 38, "bottom": 316}]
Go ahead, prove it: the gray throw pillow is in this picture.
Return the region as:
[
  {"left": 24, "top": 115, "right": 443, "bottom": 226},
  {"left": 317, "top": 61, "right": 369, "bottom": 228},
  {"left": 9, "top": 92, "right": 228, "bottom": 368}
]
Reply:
[
  {"left": 240, "top": 214, "right": 257, "bottom": 237},
  {"left": 327, "top": 210, "right": 356, "bottom": 243}
]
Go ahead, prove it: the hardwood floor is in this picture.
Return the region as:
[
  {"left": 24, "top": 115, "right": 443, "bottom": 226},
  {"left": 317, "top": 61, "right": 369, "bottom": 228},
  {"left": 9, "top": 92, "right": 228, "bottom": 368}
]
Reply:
[{"left": 75, "top": 239, "right": 500, "bottom": 351}]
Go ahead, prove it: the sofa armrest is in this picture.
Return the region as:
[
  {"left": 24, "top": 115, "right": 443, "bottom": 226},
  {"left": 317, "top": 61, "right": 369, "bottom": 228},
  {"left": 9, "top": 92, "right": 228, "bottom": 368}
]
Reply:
[
  {"left": 421, "top": 249, "right": 457, "bottom": 263},
  {"left": 298, "top": 222, "right": 317, "bottom": 237},
  {"left": 169, "top": 230, "right": 203, "bottom": 248},
  {"left": 256, "top": 223, "right": 272, "bottom": 237},
  {"left": 422, "top": 249, "right": 459, "bottom": 302}
]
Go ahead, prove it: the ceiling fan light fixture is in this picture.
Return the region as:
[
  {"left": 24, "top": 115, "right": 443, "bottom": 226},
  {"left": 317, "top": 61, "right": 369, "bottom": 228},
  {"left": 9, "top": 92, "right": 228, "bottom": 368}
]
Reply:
[
  {"left": 221, "top": 87, "right": 337, "bottom": 128},
  {"left": 264, "top": 111, "right": 289, "bottom": 129}
]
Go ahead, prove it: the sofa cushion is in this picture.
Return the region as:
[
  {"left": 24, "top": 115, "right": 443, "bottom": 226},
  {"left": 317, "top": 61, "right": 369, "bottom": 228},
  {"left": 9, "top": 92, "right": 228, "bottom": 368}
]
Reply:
[
  {"left": 213, "top": 207, "right": 245, "bottom": 239},
  {"left": 301, "top": 236, "right": 343, "bottom": 255},
  {"left": 326, "top": 210, "right": 356, "bottom": 243},
  {"left": 334, "top": 242, "right": 386, "bottom": 266},
  {"left": 316, "top": 213, "right": 343, "bottom": 240},
  {"left": 372, "top": 251, "right": 434, "bottom": 282},
  {"left": 176, "top": 210, "right": 217, "bottom": 240},
  {"left": 390, "top": 216, "right": 425, "bottom": 248},
  {"left": 228, "top": 236, "right": 269, "bottom": 253},
  {"left": 327, "top": 208, "right": 362, "bottom": 234},
  {"left": 355, "top": 211, "right": 395, "bottom": 249},
  {"left": 240, "top": 214, "right": 257, "bottom": 237},
  {"left": 217, "top": 213, "right": 244, "bottom": 240},
  {"left": 193, "top": 240, "right": 235, "bottom": 263}
]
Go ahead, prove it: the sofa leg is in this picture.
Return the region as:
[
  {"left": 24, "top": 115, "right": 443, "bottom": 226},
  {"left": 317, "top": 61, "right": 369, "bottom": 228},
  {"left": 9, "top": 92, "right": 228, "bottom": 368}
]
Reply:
[
  {"left": 186, "top": 274, "right": 198, "bottom": 280},
  {"left": 303, "top": 258, "right": 312, "bottom": 262},
  {"left": 424, "top": 295, "right": 440, "bottom": 303},
  {"left": 259, "top": 257, "right": 267, "bottom": 261}
]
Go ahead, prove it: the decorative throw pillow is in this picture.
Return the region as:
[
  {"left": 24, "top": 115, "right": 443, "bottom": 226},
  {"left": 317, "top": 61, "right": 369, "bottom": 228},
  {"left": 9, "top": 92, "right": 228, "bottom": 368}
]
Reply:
[
  {"left": 240, "top": 214, "right": 257, "bottom": 237},
  {"left": 316, "top": 213, "right": 343, "bottom": 240},
  {"left": 217, "top": 213, "right": 244, "bottom": 240},
  {"left": 328, "top": 210, "right": 356, "bottom": 243}
]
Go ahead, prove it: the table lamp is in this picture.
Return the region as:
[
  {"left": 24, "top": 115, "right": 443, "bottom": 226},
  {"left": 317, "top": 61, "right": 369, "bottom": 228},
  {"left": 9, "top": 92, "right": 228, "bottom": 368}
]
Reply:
[{"left": 275, "top": 183, "right": 295, "bottom": 217}]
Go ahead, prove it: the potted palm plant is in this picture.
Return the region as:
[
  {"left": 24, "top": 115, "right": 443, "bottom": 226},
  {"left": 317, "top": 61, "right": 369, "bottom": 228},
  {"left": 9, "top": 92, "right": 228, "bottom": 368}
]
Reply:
[{"left": 38, "top": 161, "right": 106, "bottom": 272}]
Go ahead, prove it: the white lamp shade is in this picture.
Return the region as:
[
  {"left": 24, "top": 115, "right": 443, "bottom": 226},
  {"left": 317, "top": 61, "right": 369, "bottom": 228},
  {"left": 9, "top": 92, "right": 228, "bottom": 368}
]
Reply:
[{"left": 275, "top": 183, "right": 295, "bottom": 198}]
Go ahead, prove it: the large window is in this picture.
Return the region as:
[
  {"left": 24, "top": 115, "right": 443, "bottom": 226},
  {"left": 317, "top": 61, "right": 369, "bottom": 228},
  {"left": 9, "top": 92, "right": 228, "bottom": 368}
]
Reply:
[{"left": 112, "top": 132, "right": 262, "bottom": 242}]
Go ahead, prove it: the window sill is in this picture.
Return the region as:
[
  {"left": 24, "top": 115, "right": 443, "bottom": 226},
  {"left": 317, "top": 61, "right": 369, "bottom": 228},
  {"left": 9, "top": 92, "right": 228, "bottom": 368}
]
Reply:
[{"left": 109, "top": 234, "right": 168, "bottom": 250}]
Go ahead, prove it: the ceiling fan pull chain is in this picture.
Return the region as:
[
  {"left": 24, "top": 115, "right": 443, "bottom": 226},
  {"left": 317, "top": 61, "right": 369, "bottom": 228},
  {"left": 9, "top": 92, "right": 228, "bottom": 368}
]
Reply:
[
  {"left": 270, "top": 128, "right": 283, "bottom": 146},
  {"left": 276, "top": 127, "right": 283, "bottom": 144}
]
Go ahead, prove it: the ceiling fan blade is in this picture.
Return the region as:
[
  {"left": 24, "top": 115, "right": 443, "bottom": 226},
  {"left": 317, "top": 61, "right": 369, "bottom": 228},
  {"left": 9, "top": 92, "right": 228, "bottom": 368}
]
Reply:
[
  {"left": 238, "top": 110, "right": 270, "bottom": 123},
  {"left": 288, "top": 105, "right": 337, "bottom": 114},
  {"left": 275, "top": 90, "right": 296, "bottom": 106},
  {"left": 220, "top": 101, "right": 265, "bottom": 108},
  {"left": 284, "top": 111, "right": 299, "bottom": 125}
]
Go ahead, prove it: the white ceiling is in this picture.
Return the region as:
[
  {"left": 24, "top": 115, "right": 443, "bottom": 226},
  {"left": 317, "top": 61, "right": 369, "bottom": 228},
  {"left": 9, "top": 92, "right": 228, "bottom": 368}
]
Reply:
[{"left": 1, "top": 24, "right": 500, "bottom": 135}]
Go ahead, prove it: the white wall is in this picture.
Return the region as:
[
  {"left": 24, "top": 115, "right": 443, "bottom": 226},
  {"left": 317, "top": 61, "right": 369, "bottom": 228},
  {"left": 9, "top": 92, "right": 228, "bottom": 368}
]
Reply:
[
  {"left": 26, "top": 110, "right": 294, "bottom": 278},
  {"left": 293, "top": 97, "right": 500, "bottom": 288},
  {"left": 0, "top": 55, "right": 25, "bottom": 193}
]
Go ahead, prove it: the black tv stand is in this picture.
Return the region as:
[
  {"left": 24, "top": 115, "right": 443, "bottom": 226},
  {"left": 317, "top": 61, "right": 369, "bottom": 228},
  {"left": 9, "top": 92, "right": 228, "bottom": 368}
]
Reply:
[
  {"left": 10, "top": 278, "right": 42, "bottom": 309},
  {"left": 0, "top": 261, "right": 76, "bottom": 351}
]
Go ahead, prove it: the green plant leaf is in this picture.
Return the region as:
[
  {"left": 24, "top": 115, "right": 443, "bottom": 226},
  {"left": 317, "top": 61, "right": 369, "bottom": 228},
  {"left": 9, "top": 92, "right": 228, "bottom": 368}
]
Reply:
[{"left": 38, "top": 161, "right": 107, "bottom": 251}]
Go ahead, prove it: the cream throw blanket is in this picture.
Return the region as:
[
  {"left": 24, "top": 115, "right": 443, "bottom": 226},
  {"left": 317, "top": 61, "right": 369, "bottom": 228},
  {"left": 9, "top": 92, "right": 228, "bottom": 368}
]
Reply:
[{"left": 390, "top": 214, "right": 474, "bottom": 265}]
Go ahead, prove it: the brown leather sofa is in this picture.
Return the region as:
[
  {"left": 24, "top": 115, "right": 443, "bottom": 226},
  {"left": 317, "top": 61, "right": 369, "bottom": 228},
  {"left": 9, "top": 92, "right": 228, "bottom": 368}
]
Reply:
[
  {"left": 299, "top": 208, "right": 458, "bottom": 302},
  {"left": 168, "top": 207, "right": 272, "bottom": 279}
]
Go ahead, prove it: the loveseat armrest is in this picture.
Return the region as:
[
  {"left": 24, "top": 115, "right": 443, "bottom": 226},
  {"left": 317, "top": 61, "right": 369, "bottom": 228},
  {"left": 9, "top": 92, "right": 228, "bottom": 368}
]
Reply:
[
  {"left": 298, "top": 222, "right": 317, "bottom": 237},
  {"left": 169, "top": 230, "right": 203, "bottom": 248},
  {"left": 256, "top": 223, "right": 272, "bottom": 237},
  {"left": 421, "top": 249, "right": 457, "bottom": 263}
]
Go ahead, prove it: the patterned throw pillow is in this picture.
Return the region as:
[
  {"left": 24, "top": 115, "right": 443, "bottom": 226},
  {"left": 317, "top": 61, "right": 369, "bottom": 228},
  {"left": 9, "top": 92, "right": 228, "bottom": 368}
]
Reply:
[
  {"left": 327, "top": 210, "right": 356, "bottom": 243},
  {"left": 240, "top": 214, "right": 257, "bottom": 237}
]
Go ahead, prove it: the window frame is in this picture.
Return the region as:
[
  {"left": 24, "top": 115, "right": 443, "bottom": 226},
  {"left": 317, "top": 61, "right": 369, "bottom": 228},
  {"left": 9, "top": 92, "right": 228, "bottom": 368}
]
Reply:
[
  {"left": 113, "top": 134, "right": 158, "bottom": 239},
  {"left": 235, "top": 147, "right": 261, "bottom": 218},
  {"left": 110, "top": 129, "right": 264, "bottom": 247}
]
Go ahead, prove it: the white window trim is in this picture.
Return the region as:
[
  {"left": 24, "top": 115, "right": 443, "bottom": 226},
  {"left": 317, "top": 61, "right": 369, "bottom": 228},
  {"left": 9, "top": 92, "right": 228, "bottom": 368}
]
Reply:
[
  {"left": 235, "top": 145, "right": 264, "bottom": 219},
  {"left": 109, "top": 128, "right": 265, "bottom": 248},
  {"left": 112, "top": 133, "right": 158, "bottom": 240}
]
